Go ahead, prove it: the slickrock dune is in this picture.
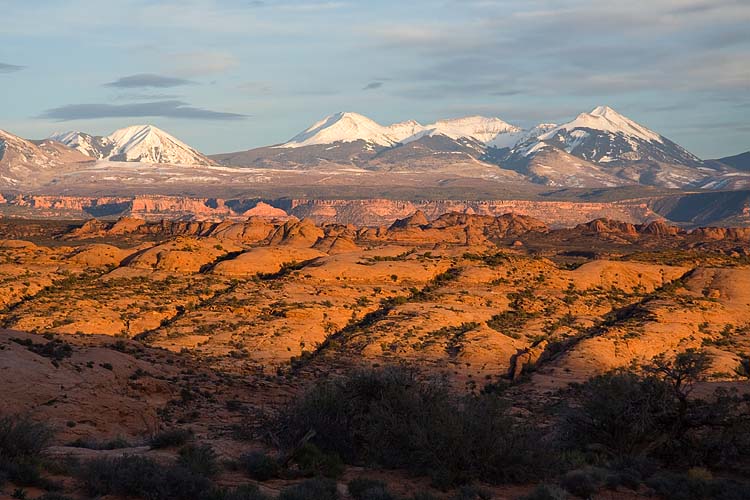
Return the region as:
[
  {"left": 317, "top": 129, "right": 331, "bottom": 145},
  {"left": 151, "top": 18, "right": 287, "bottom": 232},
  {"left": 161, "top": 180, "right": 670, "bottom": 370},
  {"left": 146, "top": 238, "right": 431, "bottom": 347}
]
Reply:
[
  {"left": 1, "top": 211, "right": 749, "bottom": 499},
  {"left": 212, "top": 246, "right": 326, "bottom": 276},
  {"left": 1, "top": 212, "right": 748, "bottom": 388}
]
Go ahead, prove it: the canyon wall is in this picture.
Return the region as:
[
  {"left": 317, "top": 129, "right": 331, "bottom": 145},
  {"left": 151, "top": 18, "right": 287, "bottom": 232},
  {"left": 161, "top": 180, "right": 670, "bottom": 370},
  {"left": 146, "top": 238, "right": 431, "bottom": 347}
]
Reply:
[{"left": 0, "top": 192, "right": 716, "bottom": 228}]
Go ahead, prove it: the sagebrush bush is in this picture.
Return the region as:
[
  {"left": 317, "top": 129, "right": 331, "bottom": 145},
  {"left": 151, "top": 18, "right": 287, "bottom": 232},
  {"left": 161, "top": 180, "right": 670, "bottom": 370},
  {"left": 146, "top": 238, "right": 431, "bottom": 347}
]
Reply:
[
  {"left": 293, "top": 443, "right": 344, "bottom": 478},
  {"left": 178, "top": 443, "right": 219, "bottom": 477},
  {"left": 209, "top": 485, "right": 271, "bottom": 500},
  {"left": 559, "top": 468, "right": 606, "bottom": 498},
  {"left": 646, "top": 472, "right": 750, "bottom": 500},
  {"left": 0, "top": 415, "right": 54, "bottom": 460},
  {"left": 517, "top": 484, "right": 568, "bottom": 500},
  {"left": 77, "top": 455, "right": 212, "bottom": 500},
  {"left": 559, "top": 357, "right": 750, "bottom": 470},
  {"left": 275, "top": 367, "right": 542, "bottom": 487},
  {"left": 150, "top": 428, "right": 193, "bottom": 449},
  {"left": 348, "top": 478, "right": 389, "bottom": 499},
  {"left": 239, "top": 451, "right": 280, "bottom": 481},
  {"left": 278, "top": 477, "right": 338, "bottom": 500},
  {"left": 0, "top": 415, "right": 54, "bottom": 486}
]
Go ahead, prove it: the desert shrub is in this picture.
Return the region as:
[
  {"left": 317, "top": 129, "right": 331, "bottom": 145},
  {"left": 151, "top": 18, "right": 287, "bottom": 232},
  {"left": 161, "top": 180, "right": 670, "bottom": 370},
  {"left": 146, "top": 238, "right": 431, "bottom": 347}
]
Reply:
[
  {"left": 347, "top": 478, "right": 398, "bottom": 500},
  {"left": 0, "top": 415, "right": 54, "bottom": 486},
  {"left": 559, "top": 352, "right": 750, "bottom": 469},
  {"left": 10, "top": 338, "right": 72, "bottom": 363},
  {"left": 36, "top": 495, "right": 74, "bottom": 500},
  {"left": 559, "top": 468, "right": 606, "bottom": 498},
  {"left": 450, "top": 485, "right": 493, "bottom": 500},
  {"left": 559, "top": 371, "right": 672, "bottom": 457},
  {"left": 77, "top": 455, "right": 212, "bottom": 500},
  {"left": 239, "top": 451, "right": 280, "bottom": 481},
  {"left": 645, "top": 472, "right": 750, "bottom": 500},
  {"left": 517, "top": 484, "right": 568, "bottom": 500},
  {"left": 68, "top": 436, "right": 131, "bottom": 450},
  {"left": 150, "top": 428, "right": 193, "bottom": 449},
  {"left": 348, "top": 478, "right": 389, "bottom": 499},
  {"left": 0, "top": 415, "right": 54, "bottom": 459},
  {"left": 178, "top": 443, "right": 219, "bottom": 477},
  {"left": 410, "top": 493, "right": 439, "bottom": 500},
  {"left": 293, "top": 443, "right": 344, "bottom": 478},
  {"left": 209, "top": 485, "right": 271, "bottom": 500},
  {"left": 278, "top": 477, "right": 338, "bottom": 500},
  {"left": 275, "top": 367, "right": 542, "bottom": 487}
]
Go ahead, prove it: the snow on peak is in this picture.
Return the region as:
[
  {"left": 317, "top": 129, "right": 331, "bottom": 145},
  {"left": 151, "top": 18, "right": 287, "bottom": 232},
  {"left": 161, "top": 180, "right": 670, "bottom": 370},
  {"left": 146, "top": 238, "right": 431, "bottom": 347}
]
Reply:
[
  {"left": 418, "top": 116, "right": 521, "bottom": 144},
  {"left": 281, "top": 112, "right": 400, "bottom": 148},
  {"left": 105, "top": 125, "right": 211, "bottom": 164},
  {"left": 488, "top": 122, "right": 558, "bottom": 149},
  {"left": 280, "top": 112, "right": 524, "bottom": 148},
  {"left": 48, "top": 125, "right": 212, "bottom": 165},
  {"left": 545, "top": 105, "right": 663, "bottom": 143},
  {"left": 385, "top": 120, "right": 426, "bottom": 142}
]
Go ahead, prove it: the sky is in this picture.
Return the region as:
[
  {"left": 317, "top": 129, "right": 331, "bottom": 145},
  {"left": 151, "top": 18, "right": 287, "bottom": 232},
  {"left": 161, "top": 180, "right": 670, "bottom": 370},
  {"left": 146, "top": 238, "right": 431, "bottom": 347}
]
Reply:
[{"left": 1, "top": 0, "right": 748, "bottom": 158}]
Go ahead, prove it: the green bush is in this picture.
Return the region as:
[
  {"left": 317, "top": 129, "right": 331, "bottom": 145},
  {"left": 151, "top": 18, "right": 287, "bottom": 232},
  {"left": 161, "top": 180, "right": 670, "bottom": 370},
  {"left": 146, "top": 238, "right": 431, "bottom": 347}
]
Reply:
[
  {"left": 559, "top": 354, "right": 750, "bottom": 469},
  {"left": 77, "top": 455, "right": 212, "bottom": 500},
  {"left": 559, "top": 468, "right": 605, "bottom": 498},
  {"left": 450, "top": 485, "right": 493, "bottom": 500},
  {"left": 517, "top": 484, "right": 568, "bottom": 500},
  {"left": 348, "top": 478, "right": 389, "bottom": 499},
  {"left": 347, "top": 478, "right": 397, "bottom": 500},
  {"left": 275, "top": 367, "right": 541, "bottom": 488},
  {"left": 239, "top": 451, "right": 280, "bottom": 481},
  {"left": 178, "top": 444, "right": 219, "bottom": 477},
  {"left": 209, "top": 485, "right": 271, "bottom": 500},
  {"left": 559, "top": 371, "right": 672, "bottom": 457},
  {"left": 278, "top": 477, "right": 338, "bottom": 500},
  {"left": 150, "top": 428, "right": 193, "bottom": 449},
  {"left": 0, "top": 415, "right": 54, "bottom": 486},
  {"left": 294, "top": 443, "right": 344, "bottom": 478},
  {"left": 646, "top": 472, "right": 750, "bottom": 500}
]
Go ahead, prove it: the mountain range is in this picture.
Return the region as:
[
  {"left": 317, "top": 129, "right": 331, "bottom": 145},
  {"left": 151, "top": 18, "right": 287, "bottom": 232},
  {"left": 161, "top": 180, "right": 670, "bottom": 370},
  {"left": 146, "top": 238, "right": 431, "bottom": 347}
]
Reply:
[
  {"left": 211, "top": 106, "right": 748, "bottom": 190},
  {"left": 0, "top": 106, "right": 748, "bottom": 193}
]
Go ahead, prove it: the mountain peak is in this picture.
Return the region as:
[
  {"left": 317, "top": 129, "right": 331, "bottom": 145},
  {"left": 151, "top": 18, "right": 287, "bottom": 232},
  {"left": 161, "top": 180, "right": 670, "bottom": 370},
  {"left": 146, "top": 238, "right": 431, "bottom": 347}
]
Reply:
[
  {"left": 281, "top": 111, "right": 398, "bottom": 148},
  {"left": 48, "top": 125, "right": 213, "bottom": 166},
  {"left": 589, "top": 105, "right": 618, "bottom": 117},
  {"left": 551, "top": 106, "right": 663, "bottom": 143}
]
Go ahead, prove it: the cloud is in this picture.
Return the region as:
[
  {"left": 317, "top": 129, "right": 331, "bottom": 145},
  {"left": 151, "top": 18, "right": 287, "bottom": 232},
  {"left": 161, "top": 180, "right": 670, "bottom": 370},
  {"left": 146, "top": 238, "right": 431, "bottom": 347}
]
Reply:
[
  {"left": 111, "top": 93, "right": 182, "bottom": 101},
  {"left": 363, "top": 0, "right": 750, "bottom": 100},
  {"left": 40, "top": 100, "right": 246, "bottom": 121},
  {"left": 104, "top": 74, "right": 195, "bottom": 88},
  {"left": 363, "top": 81, "right": 383, "bottom": 90},
  {"left": 0, "top": 62, "right": 24, "bottom": 73}
]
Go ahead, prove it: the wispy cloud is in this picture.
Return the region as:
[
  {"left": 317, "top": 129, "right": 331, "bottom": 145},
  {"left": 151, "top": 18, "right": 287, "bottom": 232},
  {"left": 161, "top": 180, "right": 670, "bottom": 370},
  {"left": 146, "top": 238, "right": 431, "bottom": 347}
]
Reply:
[
  {"left": 0, "top": 62, "right": 24, "bottom": 73},
  {"left": 104, "top": 73, "right": 195, "bottom": 88},
  {"left": 363, "top": 81, "right": 383, "bottom": 90},
  {"left": 111, "top": 92, "right": 183, "bottom": 101},
  {"left": 40, "top": 100, "right": 246, "bottom": 121}
]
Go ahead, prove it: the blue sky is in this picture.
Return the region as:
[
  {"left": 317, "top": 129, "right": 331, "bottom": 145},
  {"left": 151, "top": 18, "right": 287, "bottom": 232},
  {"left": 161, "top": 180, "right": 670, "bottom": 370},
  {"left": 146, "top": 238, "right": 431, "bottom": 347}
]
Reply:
[{"left": 1, "top": 0, "right": 748, "bottom": 158}]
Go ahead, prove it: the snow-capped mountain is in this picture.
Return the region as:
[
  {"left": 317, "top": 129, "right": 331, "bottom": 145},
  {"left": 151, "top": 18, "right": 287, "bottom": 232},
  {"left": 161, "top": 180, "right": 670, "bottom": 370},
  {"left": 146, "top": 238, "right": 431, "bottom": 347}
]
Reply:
[
  {"left": 510, "top": 106, "right": 702, "bottom": 167},
  {"left": 403, "top": 116, "right": 522, "bottom": 145},
  {"left": 487, "top": 123, "right": 557, "bottom": 149},
  {"left": 48, "top": 131, "right": 113, "bottom": 159},
  {"left": 1, "top": 129, "right": 90, "bottom": 186},
  {"left": 50, "top": 125, "right": 214, "bottom": 166},
  {"left": 280, "top": 112, "right": 400, "bottom": 148},
  {"left": 279, "top": 112, "right": 526, "bottom": 149}
]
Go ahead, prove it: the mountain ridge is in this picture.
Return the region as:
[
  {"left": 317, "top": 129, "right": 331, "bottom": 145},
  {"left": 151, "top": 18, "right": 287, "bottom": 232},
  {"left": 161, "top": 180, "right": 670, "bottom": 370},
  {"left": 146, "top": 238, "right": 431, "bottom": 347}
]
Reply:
[{"left": 50, "top": 125, "right": 214, "bottom": 166}]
